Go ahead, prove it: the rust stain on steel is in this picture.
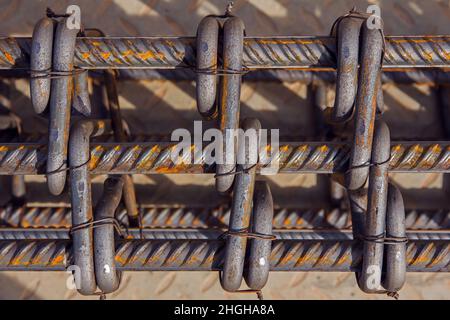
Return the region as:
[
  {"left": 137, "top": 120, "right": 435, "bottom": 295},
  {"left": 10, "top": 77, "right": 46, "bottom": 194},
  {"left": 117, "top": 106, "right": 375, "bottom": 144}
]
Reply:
[
  {"left": 136, "top": 145, "right": 162, "bottom": 171},
  {"left": 3, "top": 51, "right": 14, "bottom": 64},
  {"left": 115, "top": 254, "right": 127, "bottom": 265},
  {"left": 284, "top": 217, "right": 293, "bottom": 227},
  {"left": 205, "top": 254, "right": 214, "bottom": 265},
  {"left": 250, "top": 39, "right": 322, "bottom": 45},
  {"left": 101, "top": 52, "right": 111, "bottom": 60},
  {"left": 50, "top": 254, "right": 65, "bottom": 266},
  {"left": 279, "top": 251, "right": 295, "bottom": 266},
  {"left": 89, "top": 145, "right": 105, "bottom": 170},
  {"left": 407, "top": 242, "right": 434, "bottom": 265},
  {"left": 220, "top": 81, "right": 229, "bottom": 129},
  {"left": 387, "top": 38, "right": 448, "bottom": 44},
  {"left": 121, "top": 50, "right": 133, "bottom": 57},
  {"left": 335, "top": 253, "right": 350, "bottom": 266},
  {"left": 396, "top": 41, "right": 416, "bottom": 65},
  {"left": 406, "top": 144, "right": 425, "bottom": 168},
  {"left": 419, "top": 144, "right": 442, "bottom": 169},
  {"left": 10, "top": 249, "right": 28, "bottom": 266},
  {"left": 137, "top": 51, "right": 164, "bottom": 60},
  {"left": 427, "top": 249, "right": 446, "bottom": 267}
]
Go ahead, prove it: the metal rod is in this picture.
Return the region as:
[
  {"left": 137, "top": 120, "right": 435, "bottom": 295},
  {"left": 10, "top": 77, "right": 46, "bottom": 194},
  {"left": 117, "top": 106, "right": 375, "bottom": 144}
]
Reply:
[
  {"left": 359, "top": 120, "right": 390, "bottom": 293},
  {"left": 196, "top": 16, "right": 219, "bottom": 117},
  {"left": 245, "top": 181, "right": 275, "bottom": 290},
  {"left": 1, "top": 36, "right": 449, "bottom": 69},
  {"left": 0, "top": 238, "right": 446, "bottom": 272},
  {"left": 346, "top": 24, "right": 384, "bottom": 191},
  {"left": 0, "top": 141, "right": 449, "bottom": 174},
  {"left": 3, "top": 68, "right": 450, "bottom": 84},
  {"left": 116, "top": 68, "right": 450, "bottom": 83},
  {"left": 216, "top": 17, "right": 245, "bottom": 194},
  {"left": 30, "top": 17, "right": 53, "bottom": 114},
  {"left": 383, "top": 183, "right": 407, "bottom": 293},
  {"left": 1, "top": 205, "right": 447, "bottom": 230},
  {"left": 0, "top": 228, "right": 447, "bottom": 240},
  {"left": 332, "top": 16, "right": 361, "bottom": 122},
  {"left": 94, "top": 177, "right": 123, "bottom": 294},
  {"left": 222, "top": 117, "right": 258, "bottom": 291},
  {"left": 46, "top": 18, "right": 79, "bottom": 195},
  {"left": 72, "top": 71, "right": 92, "bottom": 116},
  {"left": 103, "top": 69, "right": 139, "bottom": 223},
  {"left": 69, "top": 119, "right": 112, "bottom": 295}
]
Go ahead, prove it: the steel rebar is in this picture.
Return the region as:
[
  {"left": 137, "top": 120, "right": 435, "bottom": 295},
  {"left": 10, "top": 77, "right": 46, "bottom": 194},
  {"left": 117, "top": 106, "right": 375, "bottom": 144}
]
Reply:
[
  {"left": 0, "top": 238, "right": 446, "bottom": 272},
  {"left": 0, "top": 141, "right": 449, "bottom": 174},
  {"left": 0, "top": 228, "right": 447, "bottom": 241},
  {"left": 4, "top": 68, "right": 450, "bottom": 84},
  {"left": 1, "top": 36, "right": 449, "bottom": 70},
  {"left": 46, "top": 18, "right": 79, "bottom": 196},
  {"left": 222, "top": 117, "right": 258, "bottom": 291},
  {"left": 1, "top": 205, "right": 447, "bottom": 230}
]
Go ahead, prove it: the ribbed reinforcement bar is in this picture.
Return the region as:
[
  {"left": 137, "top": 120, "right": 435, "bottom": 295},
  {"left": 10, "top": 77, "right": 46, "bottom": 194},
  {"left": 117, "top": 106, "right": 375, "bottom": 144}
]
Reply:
[
  {"left": 1, "top": 36, "right": 449, "bottom": 69},
  {"left": 111, "top": 68, "right": 450, "bottom": 84},
  {"left": 0, "top": 141, "right": 449, "bottom": 174},
  {"left": 2, "top": 69, "right": 450, "bottom": 84},
  {"left": 0, "top": 239, "right": 447, "bottom": 272},
  {"left": 0, "top": 228, "right": 447, "bottom": 241},
  {"left": 1, "top": 205, "right": 448, "bottom": 230}
]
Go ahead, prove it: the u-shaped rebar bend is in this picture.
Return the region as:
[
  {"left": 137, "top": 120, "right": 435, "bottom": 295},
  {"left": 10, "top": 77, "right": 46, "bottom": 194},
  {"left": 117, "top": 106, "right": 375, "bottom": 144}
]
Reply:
[{"left": 69, "top": 119, "right": 111, "bottom": 295}]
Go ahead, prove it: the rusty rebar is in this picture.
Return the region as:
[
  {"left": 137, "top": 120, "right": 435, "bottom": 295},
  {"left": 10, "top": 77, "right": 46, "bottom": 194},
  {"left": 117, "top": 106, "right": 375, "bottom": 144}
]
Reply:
[
  {"left": 0, "top": 205, "right": 447, "bottom": 230},
  {"left": 196, "top": 16, "right": 220, "bottom": 117},
  {"left": 30, "top": 17, "right": 53, "bottom": 114},
  {"left": 94, "top": 177, "right": 123, "bottom": 294},
  {"left": 69, "top": 119, "right": 112, "bottom": 295},
  {"left": 5, "top": 68, "right": 450, "bottom": 84},
  {"left": 103, "top": 69, "right": 139, "bottom": 224},
  {"left": 1, "top": 36, "right": 449, "bottom": 69},
  {"left": 222, "top": 118, "right": 258, "bottom": 291},
  {"left": 0, "top": 238, "right": 446, "bottom": 272},
  {"left": 383, "top": 183, "right": 407, "bottom": 293},
  {"left": 332, "top": 16, "right": 361, "bottom": 122},
  {"left": 359, "top": 120, "right": 391, "bottom": 293},
  {"left": 0, "top": 141, "right": 449, "bottom": 174},
  {"left": 46, "top": 18, "right": 79, "bottom": 196},
  {"left": 72, "top": 71, "right": 92, "bottom": 116},
  {"left": 245, "top": 181, "right": 274, "bottom": 290},
  {"left": 0, "top": 228, "right": 447, "bottom": 241},
  {"left": 216, "top": 17, "right": 245, "bottom": 194},
  {"left": 346, "top": 22, "right": 384, "bottom": 191}
]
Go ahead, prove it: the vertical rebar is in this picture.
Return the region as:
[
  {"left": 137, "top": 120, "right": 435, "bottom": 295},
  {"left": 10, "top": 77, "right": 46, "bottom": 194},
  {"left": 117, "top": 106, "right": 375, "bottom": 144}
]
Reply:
[
  {"left": 245, "top": 180, "right": 274, "bottom": 290},
  {"left": 359, "top": 120, "right": 390, "bottom": 293},
  {"left": 333, "top": 17, "right": 361, "bottom": 122},
  {"left": 346, "top": 22, "right": 384, "bottom": 191},
  {"left": 94, "top": 177, "right": 124, "bottom": 294},
  {"left": 103, "top": 69, "right": 139, "bottom": 226},
  {"left": 216, "top": 17, "right": 245, "bottom": 194},
  {"left": 30, "top": 17, "right": 54, "bottom": 114},
  {"left": 196, "top": 16, "right": 220, "bottom": 118},
  {"left": 221, "top": 118, "right": 260, "bottom": 291},
  {"left": 47, "top": 18, "right": 79, "bottom": 195}
]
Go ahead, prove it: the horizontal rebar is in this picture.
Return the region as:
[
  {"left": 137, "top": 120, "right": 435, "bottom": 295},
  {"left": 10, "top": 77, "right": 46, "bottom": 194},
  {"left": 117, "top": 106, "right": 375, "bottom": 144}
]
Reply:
[
  {"left": 115, "top": 68, "right": 450, "bottom": 83},
  {"left": 0, "top": 141, "right": 449, "bottom": 174},
  {"left": 0, "top": 239, "right": 447, "bottom": 272},
  {"left": 1, "top": 36, "right": 449, "bottom": 70},
  {"left": 0, "top": 228, "right": 447, "bottom": 241},
  {"left": 1, "top": 205, "right": 448, "bottom": 230},
  {"left": 2, "top": 69, "right": 450, "bottom": 84}
]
